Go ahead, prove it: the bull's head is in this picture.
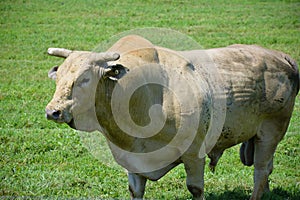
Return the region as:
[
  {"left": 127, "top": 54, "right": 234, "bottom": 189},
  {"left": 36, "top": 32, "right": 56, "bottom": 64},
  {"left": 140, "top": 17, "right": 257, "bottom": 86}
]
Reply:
[{"left": 45, "top": 48, "right": 121, "bottom": 131}]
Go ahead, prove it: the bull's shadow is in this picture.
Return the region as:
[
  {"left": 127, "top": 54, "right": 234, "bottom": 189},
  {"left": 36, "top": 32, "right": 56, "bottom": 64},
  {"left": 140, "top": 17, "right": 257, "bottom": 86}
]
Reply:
[
  {"left": 204, "top": 187, "right": 300, "bottom": 200},
  {"left": 174, "top": 187, "right": 300, "bottom": 200}
]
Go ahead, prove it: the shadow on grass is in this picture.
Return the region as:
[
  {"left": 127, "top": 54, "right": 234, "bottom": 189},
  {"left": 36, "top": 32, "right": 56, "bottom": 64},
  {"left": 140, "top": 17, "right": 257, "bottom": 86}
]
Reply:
[{"left": 204, "top": 187, "right": 300, "bottom": 200}]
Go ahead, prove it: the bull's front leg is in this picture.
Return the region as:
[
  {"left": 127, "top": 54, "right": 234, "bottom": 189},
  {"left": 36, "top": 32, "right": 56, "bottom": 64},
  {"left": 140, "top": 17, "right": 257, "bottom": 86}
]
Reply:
[
  {"left": 182, "top": 156, "right": 206, "bottom": 200},
  {"left": 128, "top": 172, "right": 147, "bottom": 200}
]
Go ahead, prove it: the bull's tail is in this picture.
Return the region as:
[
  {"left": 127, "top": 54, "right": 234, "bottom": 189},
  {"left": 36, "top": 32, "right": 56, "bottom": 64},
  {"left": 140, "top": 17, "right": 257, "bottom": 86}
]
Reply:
[
  {"left": 239, "top": 137, "right": 255, "bottom": 166},
  {"left": 284, "top": 55, "right": 299, "bottom": 95}
]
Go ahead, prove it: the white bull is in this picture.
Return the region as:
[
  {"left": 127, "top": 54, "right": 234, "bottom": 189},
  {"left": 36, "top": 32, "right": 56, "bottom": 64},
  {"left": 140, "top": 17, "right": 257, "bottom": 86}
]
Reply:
[{"left": 45, "top": 35, "right": 299, "bottom": 200}]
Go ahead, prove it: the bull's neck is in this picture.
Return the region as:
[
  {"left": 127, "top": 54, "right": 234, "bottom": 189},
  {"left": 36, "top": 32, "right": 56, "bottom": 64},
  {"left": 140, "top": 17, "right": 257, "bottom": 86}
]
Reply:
[{"left": 94, "top": 79, "right": 135, "bottom": 150}]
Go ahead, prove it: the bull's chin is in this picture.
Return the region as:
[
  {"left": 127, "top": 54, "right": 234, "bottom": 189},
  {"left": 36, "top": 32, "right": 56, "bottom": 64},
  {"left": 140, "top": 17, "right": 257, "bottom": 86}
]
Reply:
[{"left": 67, "top": 119, "right": 76, "bottom": 129}]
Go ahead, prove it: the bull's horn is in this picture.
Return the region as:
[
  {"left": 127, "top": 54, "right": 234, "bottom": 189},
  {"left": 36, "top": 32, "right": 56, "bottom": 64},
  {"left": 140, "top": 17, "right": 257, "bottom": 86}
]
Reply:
[
  {"left": 47, "top": 48, "right": 72, "bottom": 58},
  {"left": 89, "top": 52, "right": 120, "bottom": 63}
]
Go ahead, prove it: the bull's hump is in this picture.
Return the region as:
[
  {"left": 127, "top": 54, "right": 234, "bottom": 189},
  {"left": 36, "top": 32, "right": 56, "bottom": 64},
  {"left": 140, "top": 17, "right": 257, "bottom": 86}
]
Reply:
[{"left": 108, "top": 35, "right": 154, "bottom": 54}]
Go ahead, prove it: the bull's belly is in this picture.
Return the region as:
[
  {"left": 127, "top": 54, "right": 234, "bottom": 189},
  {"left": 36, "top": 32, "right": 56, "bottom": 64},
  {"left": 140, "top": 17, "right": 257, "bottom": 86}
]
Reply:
[{"left": 212, "top": 108, "right": 262, "bottom": 151}]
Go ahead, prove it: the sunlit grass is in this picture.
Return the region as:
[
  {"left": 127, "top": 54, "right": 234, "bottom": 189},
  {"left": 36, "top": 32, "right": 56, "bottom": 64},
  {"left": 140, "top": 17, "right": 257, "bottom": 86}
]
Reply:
[{"left": 0, "top": 0, "right": 299, "bottom": 199}]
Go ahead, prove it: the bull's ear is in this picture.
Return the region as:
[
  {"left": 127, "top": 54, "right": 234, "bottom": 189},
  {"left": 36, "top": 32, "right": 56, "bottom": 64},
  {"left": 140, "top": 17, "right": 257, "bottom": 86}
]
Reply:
[
  {"left": 48, "top": 66, "right": 58, "bottom": 80},
  {"left": 105, "top": 64, "right": 129, "bottom": 81}
]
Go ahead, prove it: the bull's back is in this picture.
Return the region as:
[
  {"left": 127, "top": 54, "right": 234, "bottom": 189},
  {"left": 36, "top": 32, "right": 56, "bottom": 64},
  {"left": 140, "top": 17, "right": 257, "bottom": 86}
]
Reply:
[
  {"left": 217, "top": 45, "right": 298, "bottom": 148},
  {"left": 182, "top": 45, "right": 299, "bottom": 149},
  {"left": 209, "top": 44, "right": 298, "bottom": 115}
]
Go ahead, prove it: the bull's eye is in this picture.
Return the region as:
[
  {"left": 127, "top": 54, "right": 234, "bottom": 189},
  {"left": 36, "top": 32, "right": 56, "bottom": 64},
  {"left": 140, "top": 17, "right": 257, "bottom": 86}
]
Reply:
[{"left": 77, "top": 78, "right": 90, "bottom": 87}]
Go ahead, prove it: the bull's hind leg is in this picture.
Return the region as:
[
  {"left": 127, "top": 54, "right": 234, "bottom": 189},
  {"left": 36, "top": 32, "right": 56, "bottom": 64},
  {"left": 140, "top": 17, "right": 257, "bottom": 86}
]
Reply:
[
  {"left": 182, "top": 157, "right": 205, "bottom": 200},
  {"left": 251, "top": 117, "right": 290, "bottom": 200}
]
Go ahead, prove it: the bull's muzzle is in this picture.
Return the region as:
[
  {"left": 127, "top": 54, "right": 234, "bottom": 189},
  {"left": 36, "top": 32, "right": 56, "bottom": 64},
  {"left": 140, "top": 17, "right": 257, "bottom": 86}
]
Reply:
[
  {"left": 45, "top": 108, "right": 76, "bottom": 129},
  {"left": 45, "top": 109, "right": 62, "bottom": 121}
]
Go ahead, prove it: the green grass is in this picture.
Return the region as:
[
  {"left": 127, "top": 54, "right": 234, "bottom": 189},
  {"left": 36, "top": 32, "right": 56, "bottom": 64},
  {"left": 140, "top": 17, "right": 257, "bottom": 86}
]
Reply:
[{"left": 0, "top": 0, "right": 299, "bottom": 199}]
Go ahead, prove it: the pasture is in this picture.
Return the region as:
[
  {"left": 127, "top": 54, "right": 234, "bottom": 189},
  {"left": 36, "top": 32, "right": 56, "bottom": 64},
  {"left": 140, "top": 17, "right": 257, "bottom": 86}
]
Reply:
[{"left": 0, "top": 0, "right": 299, "bottom": 199}]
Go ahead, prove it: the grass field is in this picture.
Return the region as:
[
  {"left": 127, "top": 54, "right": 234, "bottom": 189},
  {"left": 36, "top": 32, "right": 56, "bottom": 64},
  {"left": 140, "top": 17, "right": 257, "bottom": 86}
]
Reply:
[{"left": 0, "top": 0, "right": 299, "bottom": 199}]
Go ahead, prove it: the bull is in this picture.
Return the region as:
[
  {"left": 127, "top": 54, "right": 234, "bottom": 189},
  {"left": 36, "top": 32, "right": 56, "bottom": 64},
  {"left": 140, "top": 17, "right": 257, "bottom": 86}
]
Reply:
[{"left": 45, "top": 35, "right": 299, "bottom": 200}]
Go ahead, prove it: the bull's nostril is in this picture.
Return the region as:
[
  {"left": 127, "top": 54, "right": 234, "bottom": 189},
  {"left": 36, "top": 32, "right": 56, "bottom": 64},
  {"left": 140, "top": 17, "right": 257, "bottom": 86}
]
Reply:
[
  {"left": 46, "top": 109, "right": 61, "bottom": 121},
  {"left": 52, "top": 110, "right": 61, "bottom": 119}
]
